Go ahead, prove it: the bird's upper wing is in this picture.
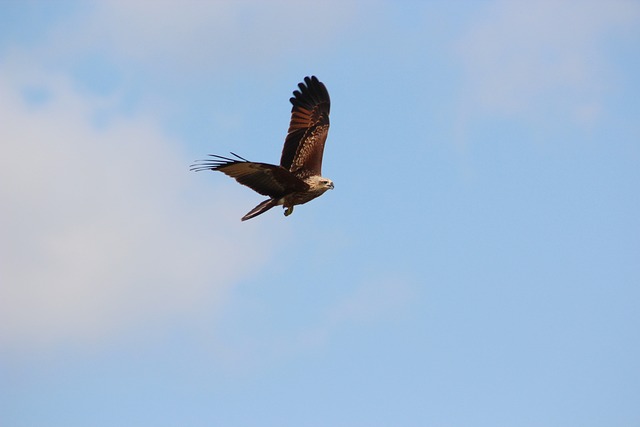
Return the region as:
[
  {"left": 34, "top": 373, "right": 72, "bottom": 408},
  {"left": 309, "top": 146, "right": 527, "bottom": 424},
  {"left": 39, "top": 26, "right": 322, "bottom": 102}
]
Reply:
[
  {"left": 280, "top": 76, "right": 330, "bottom": 179},
  {"left": 190, "top": 154, "right": 308, "bottom": 198}
]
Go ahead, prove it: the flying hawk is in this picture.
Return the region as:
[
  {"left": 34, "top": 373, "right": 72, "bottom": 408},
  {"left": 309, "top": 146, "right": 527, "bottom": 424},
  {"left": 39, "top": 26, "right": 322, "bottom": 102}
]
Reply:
[{"left": 190, "top": 76, "right": 334, "bottom": 221}]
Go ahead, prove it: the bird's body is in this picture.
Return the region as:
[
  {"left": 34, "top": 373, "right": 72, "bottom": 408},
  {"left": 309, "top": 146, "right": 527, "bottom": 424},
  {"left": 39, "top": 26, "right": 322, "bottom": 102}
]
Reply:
[{"left": 191, "top": 76, "right": 334, "bottom": 221}]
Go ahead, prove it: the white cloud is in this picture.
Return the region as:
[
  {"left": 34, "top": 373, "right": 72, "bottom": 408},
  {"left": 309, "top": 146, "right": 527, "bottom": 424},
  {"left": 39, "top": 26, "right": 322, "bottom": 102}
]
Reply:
[
  {"left": 0, "top": 65, "right": 279, "bottom": 351},
  {"left": 455, "top": 0, "right": 640, "bottom": 119}
]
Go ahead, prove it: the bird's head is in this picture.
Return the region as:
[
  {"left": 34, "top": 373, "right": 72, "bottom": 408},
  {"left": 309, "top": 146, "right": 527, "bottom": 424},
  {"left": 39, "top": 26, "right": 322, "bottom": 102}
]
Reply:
[
  {"left": 322, "top": 178, "right": 335, "bottom": 190},
  {"left": 307, "top": 176, "right": 335, "bottom": 193}
]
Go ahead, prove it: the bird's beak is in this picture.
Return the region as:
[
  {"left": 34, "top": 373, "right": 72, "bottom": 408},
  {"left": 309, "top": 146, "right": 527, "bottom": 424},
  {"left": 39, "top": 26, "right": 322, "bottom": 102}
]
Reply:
[{"left": 329, "top": 182, "right": 335, "bottom": 190}]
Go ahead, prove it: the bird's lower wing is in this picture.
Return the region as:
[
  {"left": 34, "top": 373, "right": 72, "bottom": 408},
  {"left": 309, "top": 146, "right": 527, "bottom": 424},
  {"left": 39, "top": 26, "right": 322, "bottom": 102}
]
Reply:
[{"left": 190, "top": 154, "right": 308, "bottom": 197}]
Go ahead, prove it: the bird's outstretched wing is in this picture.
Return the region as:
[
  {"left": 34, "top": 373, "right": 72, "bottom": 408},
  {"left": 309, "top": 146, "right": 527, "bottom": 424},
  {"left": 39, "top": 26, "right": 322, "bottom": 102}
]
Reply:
[
  {"left": 280, "top": 76, "right": 331, "bottom": 179},
  {"left": 190, "top": 153, "right": 308, "bottom": 198}
]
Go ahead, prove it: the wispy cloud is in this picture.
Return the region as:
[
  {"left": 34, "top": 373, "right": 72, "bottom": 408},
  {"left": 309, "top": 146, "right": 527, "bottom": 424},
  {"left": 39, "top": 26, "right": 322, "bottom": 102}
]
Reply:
[
  {"left": 302, "top": 275, "right": 415, "bottom": 346},
  {"left": 455, "top": 0, "right": 640, "bottom": 121},
  {"left": 207, "top": 275, "right": 416, "bottom": 373},
  {"left": 0, "top": 66, "right": 278, "bottom": 351},
  {"left": 40, "top": 0, "right": 360, "bottom": 79}
]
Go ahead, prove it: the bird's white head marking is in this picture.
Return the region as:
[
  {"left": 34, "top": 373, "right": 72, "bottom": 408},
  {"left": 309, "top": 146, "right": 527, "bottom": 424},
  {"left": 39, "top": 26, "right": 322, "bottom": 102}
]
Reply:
[{"left": 306, "top": 175, "right": 334, "bottom": 193}]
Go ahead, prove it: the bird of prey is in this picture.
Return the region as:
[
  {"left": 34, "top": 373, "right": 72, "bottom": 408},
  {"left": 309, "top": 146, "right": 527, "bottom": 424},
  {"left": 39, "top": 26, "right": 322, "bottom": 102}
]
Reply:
[{"left": 190, "top": 76, "right": 334, "bottom": 221}]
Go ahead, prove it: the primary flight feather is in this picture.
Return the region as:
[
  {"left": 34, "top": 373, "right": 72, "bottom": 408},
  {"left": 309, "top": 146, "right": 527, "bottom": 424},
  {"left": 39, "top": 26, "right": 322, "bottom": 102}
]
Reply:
[{"left": 190, "top": 76, "right": 334, "bottom": 221}]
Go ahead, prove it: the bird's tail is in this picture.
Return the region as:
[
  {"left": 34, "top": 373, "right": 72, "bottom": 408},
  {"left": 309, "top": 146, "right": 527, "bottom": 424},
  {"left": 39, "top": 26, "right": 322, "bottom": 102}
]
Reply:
[{"left": 241, "top": 198, "right": 278, "bottom": 221}]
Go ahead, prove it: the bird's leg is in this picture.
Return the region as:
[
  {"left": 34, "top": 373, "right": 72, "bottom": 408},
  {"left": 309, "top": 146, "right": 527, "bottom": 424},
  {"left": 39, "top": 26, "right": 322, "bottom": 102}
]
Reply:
[{"left": 284, "top": 206, "right": 294, "bottom": 216}]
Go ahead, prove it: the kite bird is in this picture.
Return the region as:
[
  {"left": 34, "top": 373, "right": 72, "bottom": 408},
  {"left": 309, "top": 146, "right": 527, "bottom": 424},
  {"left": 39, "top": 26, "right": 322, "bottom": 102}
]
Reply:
[{"left": 190, "top": 76, "right": 334, "bottom": 221}]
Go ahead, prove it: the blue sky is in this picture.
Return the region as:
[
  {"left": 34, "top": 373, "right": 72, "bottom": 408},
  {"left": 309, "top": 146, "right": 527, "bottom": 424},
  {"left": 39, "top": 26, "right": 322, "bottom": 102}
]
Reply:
[{"left": 1, "top": 1, "right": 639, "bottom": 426}]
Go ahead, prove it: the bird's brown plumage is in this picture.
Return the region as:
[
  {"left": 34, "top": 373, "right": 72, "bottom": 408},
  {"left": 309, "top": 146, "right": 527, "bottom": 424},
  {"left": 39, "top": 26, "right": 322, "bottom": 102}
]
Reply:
[
  {"left": 190, "top": 154, "right": 309, "bottom": 198},
  {"left": 190, "top": 76, "right": 333, "bottom": 221}
]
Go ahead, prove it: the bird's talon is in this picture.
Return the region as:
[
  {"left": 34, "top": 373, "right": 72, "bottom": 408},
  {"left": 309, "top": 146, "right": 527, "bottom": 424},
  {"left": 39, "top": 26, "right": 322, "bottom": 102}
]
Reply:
[{"left": 284, "top": 206, "right": 293, "bottom": 216}]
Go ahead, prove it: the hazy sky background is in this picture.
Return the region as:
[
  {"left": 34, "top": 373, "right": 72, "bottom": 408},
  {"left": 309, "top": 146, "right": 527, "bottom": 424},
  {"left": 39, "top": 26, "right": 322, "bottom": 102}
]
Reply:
[{"left": 1, "top": 1, "right": 639, "bottom": 426}]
